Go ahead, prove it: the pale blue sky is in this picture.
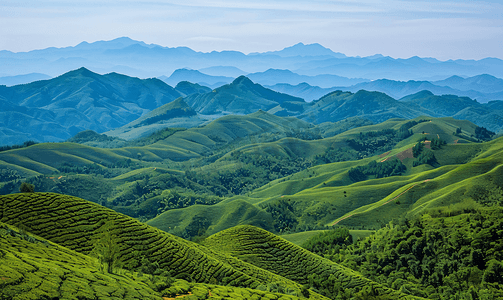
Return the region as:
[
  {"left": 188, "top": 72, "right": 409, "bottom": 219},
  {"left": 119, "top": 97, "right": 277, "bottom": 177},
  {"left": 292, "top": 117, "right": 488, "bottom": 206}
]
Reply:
[{"left": 1, "top": 0, "right": 502, "bottom": 60}]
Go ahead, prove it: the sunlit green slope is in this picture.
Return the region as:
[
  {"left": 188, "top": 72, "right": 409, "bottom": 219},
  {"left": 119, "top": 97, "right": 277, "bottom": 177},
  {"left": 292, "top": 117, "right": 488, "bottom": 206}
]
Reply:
[
  {"left": 0, "top": 222, "right": 162, "bottom": 299},
  {"left": 0, "top": 192, "right": 329, "bottom": 300},
  {"left": 1, "top": 220, "right": 312, "bottom": 300},
  {"left": 203, "top": 225, "right": 423, "bottom": 299}
]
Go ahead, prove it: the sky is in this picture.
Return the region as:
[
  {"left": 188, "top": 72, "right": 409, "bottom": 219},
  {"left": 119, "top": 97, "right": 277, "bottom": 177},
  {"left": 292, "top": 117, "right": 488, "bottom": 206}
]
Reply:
[{"left": 1, "top": 0, "right": 502, "bottom": 60}]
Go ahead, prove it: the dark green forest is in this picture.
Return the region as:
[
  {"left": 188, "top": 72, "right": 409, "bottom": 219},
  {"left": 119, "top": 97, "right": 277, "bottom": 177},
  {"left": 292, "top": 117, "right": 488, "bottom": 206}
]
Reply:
[{"left": 302, "top": 203, "right": 503, "bottom": 299}]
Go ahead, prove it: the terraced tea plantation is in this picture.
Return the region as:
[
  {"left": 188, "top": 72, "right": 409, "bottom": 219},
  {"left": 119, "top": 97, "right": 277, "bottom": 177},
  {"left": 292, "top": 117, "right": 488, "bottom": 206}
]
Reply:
[
  {"left": 0, "top": 193, "right": 330, "bottom": 299},
  {"left": 0, "top": 192, "right": 421, "bottom": 299},
  {"left": 203, "top": 225, "right": 422, "bottom": 299}
]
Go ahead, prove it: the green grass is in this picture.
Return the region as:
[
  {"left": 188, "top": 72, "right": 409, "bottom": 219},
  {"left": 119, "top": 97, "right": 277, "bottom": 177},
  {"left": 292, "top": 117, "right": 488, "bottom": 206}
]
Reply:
[
  {"left": 327, "top": 137, "right": 503, "bottom": 228},
  {"left": 147, "top": 200, "right": 276, "bottom": 238},
  {"left": 1, "top": 221, "right": 310, "bottom": 300},
  {"left": 0, "top": 222, "right": 162, "bottom": 300},
  {"left": 0, "top": 192, "right": 329, "bottom": 300}
]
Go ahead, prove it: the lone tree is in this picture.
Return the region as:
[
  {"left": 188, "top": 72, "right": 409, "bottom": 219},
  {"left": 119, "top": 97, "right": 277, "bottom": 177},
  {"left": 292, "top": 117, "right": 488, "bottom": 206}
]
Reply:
[
  {"left": 91, "top": 222, "right": 122, "bottom": 274},
  {"left": 19, "top": 182, "right": 35, "bottom": 193}
]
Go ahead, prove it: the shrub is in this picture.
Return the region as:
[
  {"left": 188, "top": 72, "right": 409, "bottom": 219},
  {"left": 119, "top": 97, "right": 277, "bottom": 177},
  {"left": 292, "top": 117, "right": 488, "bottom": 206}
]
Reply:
[{"left": 19, "top": 182, "right": 35, "bottom": 193}]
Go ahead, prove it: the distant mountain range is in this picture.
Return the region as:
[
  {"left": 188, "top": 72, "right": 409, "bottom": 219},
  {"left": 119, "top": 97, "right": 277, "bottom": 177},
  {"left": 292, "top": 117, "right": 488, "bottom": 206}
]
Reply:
[
  {"left": 2, "top": 37, "right": 503, "bottom": 81},
  {"left": 0, "top": 73, "right": 51, "bottom": 86},
  {"left": 2, "top": 67, "right": 503, "bottom": 146},
  {"left": 158, "top": 68, "right": 503, "bottom": 103},
  {"left": 265, "top": 74, "right": 503, "bottom": 103},
  {"left": 159, "top": 69, "right": 234, "bottom": 89}
]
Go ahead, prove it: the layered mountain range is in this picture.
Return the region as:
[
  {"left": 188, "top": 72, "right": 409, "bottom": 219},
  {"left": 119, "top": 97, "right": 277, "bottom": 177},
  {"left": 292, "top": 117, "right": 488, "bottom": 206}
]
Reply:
[
  {"left": 2, "top": 37, "right": 503, "bottom": 81},
  {"left": 1, "top": 68, "right": 502, "bottom": 145}
]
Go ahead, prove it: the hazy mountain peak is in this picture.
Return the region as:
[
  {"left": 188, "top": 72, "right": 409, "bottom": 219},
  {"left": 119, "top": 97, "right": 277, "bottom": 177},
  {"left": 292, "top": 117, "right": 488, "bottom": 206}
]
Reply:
[
  {"left": 74, "top": 37, "right": 147, "bottom": 50},
  {"left": 257, "top": 42, "right": 346, "bottom": 58},
  {"left": 232, "top": 75, "right": 254, "bottom": 86},
  {"left": 399, "top": 90, "right": 435, "bottom": 101},
  {"left": 57, "top": 67, "right": 97, "bottom": 79}
]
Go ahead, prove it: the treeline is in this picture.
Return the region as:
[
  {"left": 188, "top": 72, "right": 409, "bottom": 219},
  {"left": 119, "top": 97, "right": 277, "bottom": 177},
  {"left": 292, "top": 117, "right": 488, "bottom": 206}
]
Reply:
[
  {"left": 57, "top": 160, "right": 141, "bottom": 178},
  {"left": 0, "top": 140, "right": 37, "bottom": 152},
  {"left": 156, "top": 190, "right": 222, "bottom": 214},
  {"left": 348, "top": 159, "right": 407, "bottom": 182},
  {"left": 303, "top": 204, "right": 503, "bottom": 299},
  {"left": 412, "top": 137, "right": 445, "bottom": 167},
  {"left": 475, "top": 126, "right": 495, "bottom": 141},
  {"left": 302, "top": 227, "right": 353, "bottom": 255},
  {"left": 345, "top": 125, "right": 415, "bottom": 159},
  {"left": 285, "top": 128, "right": 323, "bottom": 140},
  {"left": 260, "top": 198, "right": 329, "bottom": 233},
  {"left": 67, "top": 128, "right": 186, "bottom": 148},
  {"left": 0, "top": 168, "right": 21, "bottom": 182}
]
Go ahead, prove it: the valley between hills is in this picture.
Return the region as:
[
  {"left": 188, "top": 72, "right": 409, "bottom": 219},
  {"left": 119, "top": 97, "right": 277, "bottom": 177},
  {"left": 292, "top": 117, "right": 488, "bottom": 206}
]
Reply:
[{"left": 1, "top": 45, "right": 503, "bottom": 299}]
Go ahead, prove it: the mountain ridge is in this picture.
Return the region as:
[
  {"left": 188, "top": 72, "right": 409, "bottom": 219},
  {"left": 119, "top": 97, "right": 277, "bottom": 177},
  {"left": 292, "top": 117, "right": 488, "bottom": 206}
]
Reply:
[{"left": 3, "top": 37, "right": 503, "bottom": 80}]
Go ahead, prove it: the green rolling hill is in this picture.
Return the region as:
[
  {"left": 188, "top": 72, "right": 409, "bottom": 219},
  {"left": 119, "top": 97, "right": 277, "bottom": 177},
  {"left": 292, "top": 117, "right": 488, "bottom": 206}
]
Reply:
[
  {"left": 104, "top": 97, "right": 203, "bottom": 140},
  {"left": 147, "top": 200, "right": 276, "bottom": 239},
  {"left": 0, "top": 114, "right": 493, "bottom": 234},
  {"left": 145, "top": 117, "right": 501, "bottom": 239},
  {"left": 0, "top": 192, "right": 346, "bottom": 300},
  {"left": 0, "top": 192, "right": 422, "bottom": 299},
  {"left": 0, "top": 110, "right": 502, "bottom": 299},
  {"left": 0, "top": 218, "right": 316, "bottom": 300},
  {"left": 202, "top": 225, "right": 423, "bottom": 299},
  {"left": 0, "top": 221, "right": 163, "bottom": 299}
]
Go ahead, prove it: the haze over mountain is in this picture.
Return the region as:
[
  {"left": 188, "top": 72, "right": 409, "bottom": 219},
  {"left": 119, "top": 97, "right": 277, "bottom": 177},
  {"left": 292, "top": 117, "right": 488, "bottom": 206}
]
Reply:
[
  {"left": 433, "top": 74, "right": 503, "bottom": 94},
  {"left": 2, "top": 37, "right": 503, "bottom": 81},
  {"left": 2, "top": 67, "right": 503, "bottom": 145},
  {"left": 247, "top": 69, "right": 369, "bottom": 88},
  {"left": 267, "top": 75, "right": 503, "bottom": 103},
  {"left": 266, "top": 83, "right": 340, "bottom": 102},
  {"left": 159, "top": 69, "right": 233, "bottom": 89},
  {"left": 0, "top": 73, "right": 51, "bottom": 86},
  {"left": 251, "top": 42, "right": 347, "bottom": 58},
  {"left": 339, "top": 76, "right": 503, "bottom": 103},
  {"left": 0, "top": 67, "right": 183, "bottom": 144}
]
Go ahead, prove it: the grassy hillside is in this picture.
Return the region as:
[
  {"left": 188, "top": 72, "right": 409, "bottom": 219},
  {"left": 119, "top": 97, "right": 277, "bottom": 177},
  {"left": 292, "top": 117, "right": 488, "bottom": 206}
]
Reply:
[
  {"left": 147, "top": 200, "right": 276, "bottom": 240},
  {"left": 300, "top": 90, "right": 428, "bottom": 125},
  {"left": 203, "top": 225, "right": 423, "bottom": 299},
  {"left": 0, "top": 115, "right": 495, "bottom": 241},
  {"left": 0, "top": 192, "right": 329, "bottom": 300},
  {"left": 1, "top": 220, "right": 311, "bottom": 300},
  {"left": 331, "top": 136, "right": 503, "bottom": 229},
  {"left": 105, "top": 97, "right": 205, "bottom": 141},
  {"left": 0, "top": 221, "right": 163, "bottom": 299}
]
